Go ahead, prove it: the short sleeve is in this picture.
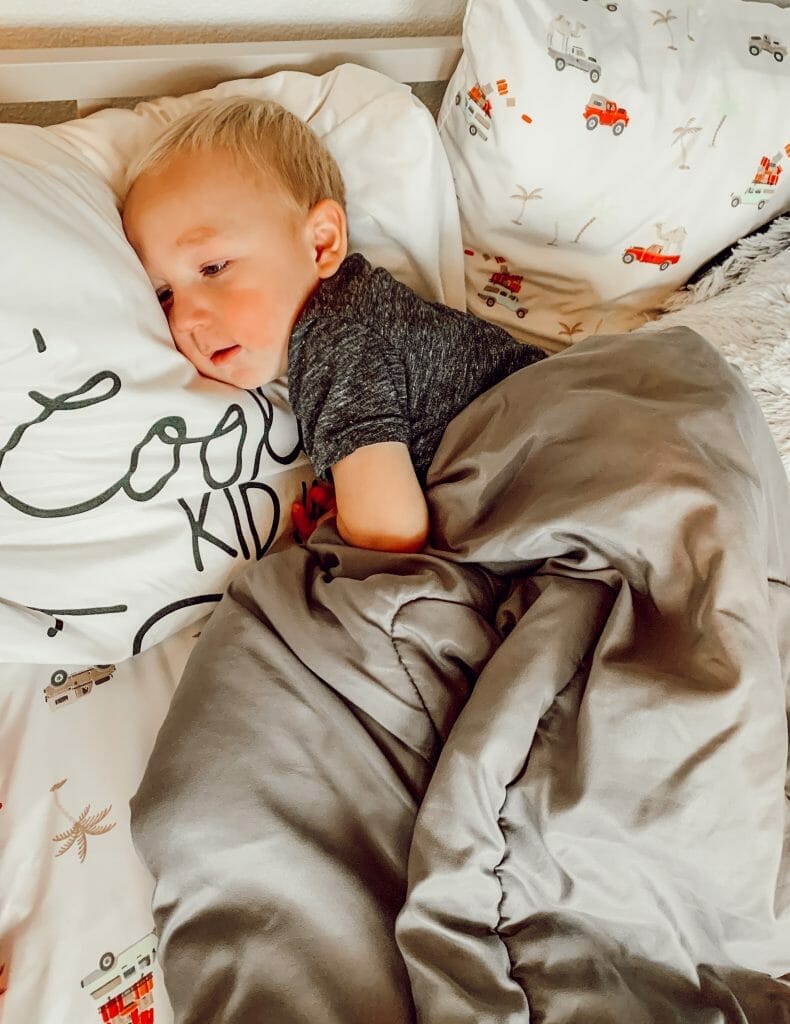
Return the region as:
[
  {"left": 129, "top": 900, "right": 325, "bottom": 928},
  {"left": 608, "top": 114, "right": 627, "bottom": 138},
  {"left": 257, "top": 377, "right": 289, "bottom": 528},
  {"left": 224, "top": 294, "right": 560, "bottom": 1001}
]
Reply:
[{"left": 287, "top": 317, "right": 410, "bottom": 480}]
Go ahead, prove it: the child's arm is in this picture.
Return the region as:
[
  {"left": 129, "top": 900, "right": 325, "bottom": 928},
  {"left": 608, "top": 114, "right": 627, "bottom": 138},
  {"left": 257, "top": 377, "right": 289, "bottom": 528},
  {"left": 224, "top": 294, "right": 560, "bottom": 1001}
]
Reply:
[{"left": 331, "top": 441, "right": 429, "bottom": 553}]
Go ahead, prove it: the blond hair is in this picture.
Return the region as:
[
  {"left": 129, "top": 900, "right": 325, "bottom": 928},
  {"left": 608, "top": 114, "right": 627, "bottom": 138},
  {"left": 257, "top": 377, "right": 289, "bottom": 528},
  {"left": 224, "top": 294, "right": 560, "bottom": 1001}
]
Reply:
[{"left": 124, "top": 96, "right": 346, "bottom": 210}]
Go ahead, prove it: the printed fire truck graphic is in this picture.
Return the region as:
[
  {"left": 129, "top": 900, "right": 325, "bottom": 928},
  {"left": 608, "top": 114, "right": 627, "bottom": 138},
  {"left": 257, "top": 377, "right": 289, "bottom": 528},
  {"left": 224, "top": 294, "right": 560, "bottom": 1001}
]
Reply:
[
  {"left": 455, "top": 83, "right": 492, "bottom": 140},
  {"left": 583, "top": 94, "right": 629, "bottom": 134},
  {"left": 731, "top": 146, "right": 790, "bottom": 211},
  {"left": 44, "top": 664, "right": 116, "bottom": 710},
  {"left": 81, "top": 932, "right": 157, "bottom": 1024}
]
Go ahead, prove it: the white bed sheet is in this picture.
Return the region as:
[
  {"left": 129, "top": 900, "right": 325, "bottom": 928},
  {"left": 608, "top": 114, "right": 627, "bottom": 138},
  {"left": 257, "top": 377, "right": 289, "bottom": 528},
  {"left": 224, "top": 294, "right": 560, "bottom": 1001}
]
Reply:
[{"left": 0, "top": 617, "right": 208, "bottom": 1024}]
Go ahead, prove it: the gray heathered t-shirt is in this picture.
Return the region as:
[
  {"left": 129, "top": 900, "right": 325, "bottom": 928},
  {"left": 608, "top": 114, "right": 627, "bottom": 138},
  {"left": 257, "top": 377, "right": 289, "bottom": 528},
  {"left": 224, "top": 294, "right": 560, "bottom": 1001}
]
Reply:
[{"left": 287, "top": 252, "right": 546, "bottom": 483}]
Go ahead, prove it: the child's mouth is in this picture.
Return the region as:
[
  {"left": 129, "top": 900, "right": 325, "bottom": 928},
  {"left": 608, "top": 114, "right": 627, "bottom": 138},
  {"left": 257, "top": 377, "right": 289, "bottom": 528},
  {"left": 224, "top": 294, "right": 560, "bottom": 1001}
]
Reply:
[{"left": 210, "top": 345, "right": 241, "bottom": 366}]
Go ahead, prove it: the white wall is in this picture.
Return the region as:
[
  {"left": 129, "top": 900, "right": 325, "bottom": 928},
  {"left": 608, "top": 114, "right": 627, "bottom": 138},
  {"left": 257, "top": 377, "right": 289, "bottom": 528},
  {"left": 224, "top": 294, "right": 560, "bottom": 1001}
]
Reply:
[{"left": 0, "top": 0, "right": 464, "bottom": 48}]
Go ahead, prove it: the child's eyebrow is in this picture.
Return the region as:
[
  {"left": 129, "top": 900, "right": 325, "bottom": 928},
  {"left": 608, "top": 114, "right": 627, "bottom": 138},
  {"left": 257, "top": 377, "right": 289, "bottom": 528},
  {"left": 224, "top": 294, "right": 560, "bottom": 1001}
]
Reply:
[{"left": 176, "top": 226, "right": 219, "bottom": 247}]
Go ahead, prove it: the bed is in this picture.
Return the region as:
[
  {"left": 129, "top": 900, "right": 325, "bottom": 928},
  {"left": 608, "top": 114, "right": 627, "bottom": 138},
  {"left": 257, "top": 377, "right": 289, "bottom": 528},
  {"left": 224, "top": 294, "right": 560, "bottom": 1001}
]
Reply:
[{"left": 1, "top": 3, "right": 789, "bottom": 1022}]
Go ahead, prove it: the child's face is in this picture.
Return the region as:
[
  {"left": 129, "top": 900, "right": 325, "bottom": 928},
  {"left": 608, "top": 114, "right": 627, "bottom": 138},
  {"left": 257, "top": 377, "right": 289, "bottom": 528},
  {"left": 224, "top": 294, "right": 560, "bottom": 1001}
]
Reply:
[{"left": 122, "top": 147, "right": 342, "bottom": 389}]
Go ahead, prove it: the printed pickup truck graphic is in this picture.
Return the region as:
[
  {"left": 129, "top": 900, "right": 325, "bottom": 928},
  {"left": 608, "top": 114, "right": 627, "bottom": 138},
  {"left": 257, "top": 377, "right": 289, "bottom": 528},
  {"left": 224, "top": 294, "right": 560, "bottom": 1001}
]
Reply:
[
  {"left": 549, "top": 44, "right": 602, "bottom": 82},
  {"left": 581, "top": 0, "right": 618, "bottom": 10},
  {"left": 748, "top": 34, "right": 786, "bottom": 61},
  {"left": 583, "top": 94, "right": 629, "bottom": 134},
  {"left": 622, "top": 245, "right": 681, "bottom": 270},
  {"left": 44, "top": 664, "right": 116, "bottom": 710}
]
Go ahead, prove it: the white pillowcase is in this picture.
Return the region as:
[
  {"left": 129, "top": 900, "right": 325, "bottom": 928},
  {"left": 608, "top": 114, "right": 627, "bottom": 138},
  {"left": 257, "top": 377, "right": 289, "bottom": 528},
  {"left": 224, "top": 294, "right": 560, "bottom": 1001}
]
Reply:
[
  {"left": 0, "top": 64, "right": 464, "bottom": 663},
  {"left": 439, "top": 0, "right": 790, "bottom": 352}
]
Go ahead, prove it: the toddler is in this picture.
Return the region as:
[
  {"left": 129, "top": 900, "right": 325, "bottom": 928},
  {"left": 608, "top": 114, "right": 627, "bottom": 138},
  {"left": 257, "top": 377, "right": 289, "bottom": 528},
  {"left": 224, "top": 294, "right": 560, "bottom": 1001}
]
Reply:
[{"left": 122, "top": 96, "right": 546, "bottom": 552}]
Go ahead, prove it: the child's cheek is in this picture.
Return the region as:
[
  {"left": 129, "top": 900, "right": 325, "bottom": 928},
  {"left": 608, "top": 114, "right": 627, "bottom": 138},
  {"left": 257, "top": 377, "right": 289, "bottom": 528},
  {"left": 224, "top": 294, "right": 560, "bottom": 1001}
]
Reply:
[{"left": 231, "top": 288, "right": 276, "bottom": 340}]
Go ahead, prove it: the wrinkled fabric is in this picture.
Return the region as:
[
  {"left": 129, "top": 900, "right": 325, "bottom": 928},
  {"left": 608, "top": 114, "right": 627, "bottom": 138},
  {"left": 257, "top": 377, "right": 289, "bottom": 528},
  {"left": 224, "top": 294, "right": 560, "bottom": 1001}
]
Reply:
[{"left": 131, "top": 327, "right": 790, "bottom": 1024}]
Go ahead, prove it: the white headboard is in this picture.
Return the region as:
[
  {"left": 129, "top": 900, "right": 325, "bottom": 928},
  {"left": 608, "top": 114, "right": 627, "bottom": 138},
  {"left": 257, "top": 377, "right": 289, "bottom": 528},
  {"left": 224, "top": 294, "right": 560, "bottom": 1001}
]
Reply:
[{"left": 0, "top": 36, "right": 461, "bottom": 121}]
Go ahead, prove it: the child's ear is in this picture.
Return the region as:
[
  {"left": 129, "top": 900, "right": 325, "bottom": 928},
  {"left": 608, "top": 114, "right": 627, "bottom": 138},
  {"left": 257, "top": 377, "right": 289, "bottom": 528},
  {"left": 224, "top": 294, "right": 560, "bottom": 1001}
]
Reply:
[{"left": 308, "top": 199, "right": 348, "bottom": 278}]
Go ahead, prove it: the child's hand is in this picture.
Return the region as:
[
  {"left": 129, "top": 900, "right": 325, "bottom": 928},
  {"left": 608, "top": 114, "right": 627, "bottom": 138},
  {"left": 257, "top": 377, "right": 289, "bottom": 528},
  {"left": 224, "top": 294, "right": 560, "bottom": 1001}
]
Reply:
[{"left": 291, "top": 480, "right": 337, "bottom": 543}]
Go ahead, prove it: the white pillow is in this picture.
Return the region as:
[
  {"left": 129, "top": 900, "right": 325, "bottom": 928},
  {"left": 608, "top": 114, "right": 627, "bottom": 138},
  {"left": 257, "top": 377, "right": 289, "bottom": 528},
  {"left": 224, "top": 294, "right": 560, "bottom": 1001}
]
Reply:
[
  {"left": 0, "top": 64, "right": 464, "bottom": 663},
  {"left": 439, "top": 0, "right": 790, "bottom": 352}
]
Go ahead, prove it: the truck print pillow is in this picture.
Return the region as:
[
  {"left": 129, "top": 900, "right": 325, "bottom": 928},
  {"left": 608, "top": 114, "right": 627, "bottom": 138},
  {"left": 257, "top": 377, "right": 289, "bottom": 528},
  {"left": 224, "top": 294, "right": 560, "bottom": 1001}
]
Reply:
[
  {"left": 0, "top": 65, "right": 463, "bottom": 664},
  {"left": 440, "top": 0, "right": 790, "bottom": 352}
]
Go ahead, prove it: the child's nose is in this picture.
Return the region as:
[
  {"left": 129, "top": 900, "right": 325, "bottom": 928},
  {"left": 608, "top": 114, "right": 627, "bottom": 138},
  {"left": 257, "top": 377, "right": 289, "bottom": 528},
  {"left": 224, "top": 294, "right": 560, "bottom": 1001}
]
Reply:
[{"left": 169, "top": 290, "right": 211, "bottom": 334}]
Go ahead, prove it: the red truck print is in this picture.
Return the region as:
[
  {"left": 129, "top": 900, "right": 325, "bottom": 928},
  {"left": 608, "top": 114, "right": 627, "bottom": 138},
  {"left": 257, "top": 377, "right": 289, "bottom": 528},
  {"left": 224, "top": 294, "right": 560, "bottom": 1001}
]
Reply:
[
  {"left": 455, "top": 83, "right": 493, "bottom": 140},
  {"left": 583, "top": 94, "right": 629, "bottom": 135},
  {"left": 478, "top": 268, "right": 528, "bottom": 318},
  {"left": 622, "top": 245, "right": 681, "bottom": 271},
  {"left": 81, "top": 932, "right": 157, "bottom": 1023},
  {"left": 731, "top": 146, "right": 790, "bottom": 210}
]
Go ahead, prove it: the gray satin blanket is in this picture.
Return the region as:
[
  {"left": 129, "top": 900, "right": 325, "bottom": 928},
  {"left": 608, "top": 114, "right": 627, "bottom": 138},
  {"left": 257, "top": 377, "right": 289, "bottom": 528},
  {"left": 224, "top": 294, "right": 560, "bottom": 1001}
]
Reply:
[{"left": 131, "top": 326, "right": 790, "bottom": 1023}]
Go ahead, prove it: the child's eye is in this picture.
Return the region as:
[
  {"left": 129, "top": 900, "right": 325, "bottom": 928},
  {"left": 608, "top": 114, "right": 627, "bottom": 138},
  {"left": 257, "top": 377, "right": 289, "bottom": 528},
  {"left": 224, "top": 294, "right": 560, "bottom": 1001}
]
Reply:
[
  {"left": 202, "top": 261, "right": 229, "bottom": 277},
  {"left": 156, "top": 287, "right": 173, "bottom": 306}
]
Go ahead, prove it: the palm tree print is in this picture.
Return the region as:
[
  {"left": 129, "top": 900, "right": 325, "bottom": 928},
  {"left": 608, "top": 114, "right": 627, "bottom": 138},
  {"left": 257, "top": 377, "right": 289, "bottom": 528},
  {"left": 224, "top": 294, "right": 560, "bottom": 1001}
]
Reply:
[
  {"left": 686, "top": 5, "right": 695, "bottom": 42},
  {"left": 672, "top": 117, "right": 702, "bottom": 169},
  {"left": 572, "top": 194, "right": 617, "bottom": 245},
  {"left": 573, "top": 216, "right": 597, "bottom": 244},
  {"left": 710, "top": 115, "right": 726, "bottom": 149},
  {"left": 709, "top": 95, "right": 739, "bottom": 149},
  {"left": 510, "top": 185, "right": 544, "bottom": 225},
  {"left": 652, "top": 10, "right": 678, "bottom": 50},
  {"left": 50, "top": 778, "right": 115, "bottom": 863},
  {"left": 558, "top": 321, "right": 585, "bottom": 342},
  {"left": 590, "top": 298, "right": 631, "bottom": 335}
]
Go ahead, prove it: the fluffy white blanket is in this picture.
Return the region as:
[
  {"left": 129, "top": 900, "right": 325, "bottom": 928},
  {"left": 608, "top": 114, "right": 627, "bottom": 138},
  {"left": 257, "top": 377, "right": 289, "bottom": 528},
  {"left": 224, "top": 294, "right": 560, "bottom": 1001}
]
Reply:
[{"left": 645, "top": 216, "right": 790, "bottom": 476}]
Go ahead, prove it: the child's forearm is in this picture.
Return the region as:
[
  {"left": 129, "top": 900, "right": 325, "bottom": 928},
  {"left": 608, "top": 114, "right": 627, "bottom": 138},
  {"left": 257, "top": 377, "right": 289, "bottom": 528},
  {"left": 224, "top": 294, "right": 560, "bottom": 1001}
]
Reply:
[
  {"left": 335, "top": 507, "right": 428, "bottom": 553},
  {"left": 331, "top": 440, "right": 430, "bottom": 553}
]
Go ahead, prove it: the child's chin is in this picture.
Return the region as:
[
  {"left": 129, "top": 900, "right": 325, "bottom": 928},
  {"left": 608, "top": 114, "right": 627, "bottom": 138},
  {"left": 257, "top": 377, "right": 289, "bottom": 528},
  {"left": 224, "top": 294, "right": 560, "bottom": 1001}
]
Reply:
[{"left": 214, "top": 365, "right": 273, "bottom": 391}]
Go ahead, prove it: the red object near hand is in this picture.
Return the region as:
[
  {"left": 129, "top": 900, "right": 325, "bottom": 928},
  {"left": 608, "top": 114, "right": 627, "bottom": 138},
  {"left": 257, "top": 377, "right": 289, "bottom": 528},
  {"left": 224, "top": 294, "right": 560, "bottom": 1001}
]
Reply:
[{"left": 291, "top": 480, "right": 337, "bottom": 543}]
